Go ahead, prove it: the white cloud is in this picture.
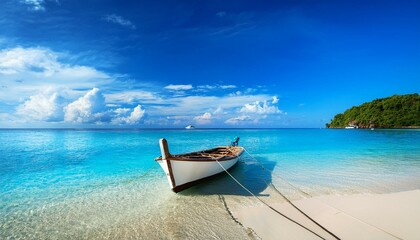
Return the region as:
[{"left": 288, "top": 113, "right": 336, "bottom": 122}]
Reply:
[
  {"left": 0, "top": 47, "right": 112, "bottom": 103},
  {"left": 0, "top": 47, "right": 107, "bottom": 79},
  {"left": 151, "top": 94, "right": 273, "bottom": 116},
  {"left": 0, "top": 47, "right": 59, "bottom": 75},
  {"left": 164, "top": 84, "right": 193, "bottom": 91},
  {"left": 112, "top": 105, "right": 145, "bottom": 125},
  {"left": 105, "top": 90, "right": 159, "bottom": 104},
  {"left": 193, "top": 112, "right": 212, "bottom": 124},
  {"left": 127, "top": 105, "right": 146, "bottom": 123},
  {"left": 64, "top": 88, "right": 106, "bottom": 123},
  {"left": 197, "top": 85, "right": 216, "bottom": 90},
  {"left": 0, "top": 45, "right": 287, "bottom": 127},
  {"left": 225, "top": 115, "right": 250, "bottom": 125},
  {"left": 114, "top": 108, "right": 130, "bottom": 115},
  {"left": 14, "top": 87, "right": 147, "bottom": 125},
  {"left": 213, "top": 106, "right": 225, "bottom": 115},
  {"left": 0, "top": 113, "right": 25, "bottom": 127},
  {"left": 240, "top": 100, "right": 281, "bottom": 114},
  {"left": 21, "top": 0, "right": 46, "bottom": 11},
  {"left": 16, "top": 88, "right": 64, "bottom": 121},
  {"left": 220, "top": 85, "right": 236, "bottom": 89},
  {"left": 193, "top": 84, "right": 237, "bottom": 93},
  {"left": 228, "top": 91, "right": 242, "bottom": 96},
  {"left": 104, "top": 14, "right": 136, "bottom": 29},
  {"left": 196, "top": 84, "right": 236, "bottom": 90},
  {"left": 224, "top": 97, "right": 284, "bottom": 125}
]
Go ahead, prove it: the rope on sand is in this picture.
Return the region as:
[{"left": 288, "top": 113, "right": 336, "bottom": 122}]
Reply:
[
  {"left": 214, "top": 158, "right": 329, "bottom": 240},
  {"left": 243, "top": 149, "right": 402, "bottom": 240}
]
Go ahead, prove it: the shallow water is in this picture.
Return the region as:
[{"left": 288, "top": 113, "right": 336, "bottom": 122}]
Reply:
[{"left": 1, "top": 129, "right": 419, "bottom": 239}]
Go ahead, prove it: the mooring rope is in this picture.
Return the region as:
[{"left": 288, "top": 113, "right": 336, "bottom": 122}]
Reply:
[
  {"left": 241, "top": 149, "right": 340, "bottom": 239},
  {"left": 218, "top": 194, "right": 262, "bottom": 239},
  {"left": 243, "top": 149, "right": 402, "bottom": 240},
  {"left": 214, "top": 158, "right": 328, "bottom": 240},
  {"left": 120, "top": 162, "right": 158, "bottom": 186},
  {"left": 243, "top": 149, "right": 311, "bottom": 196}
]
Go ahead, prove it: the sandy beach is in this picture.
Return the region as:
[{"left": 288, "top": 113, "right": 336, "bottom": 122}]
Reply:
[{"left": 233, "top": 189, "right": 420, "bottom": 239}]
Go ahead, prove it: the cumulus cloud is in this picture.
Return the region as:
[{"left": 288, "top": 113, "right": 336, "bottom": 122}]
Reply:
[
  {"left": 240, "top": 100, "right": 281, "bottom": 114},
  {"left": 112, "top": 105, "right": 145, "bottom": 125},
  {"left": 126, "top": 105, "right": 146, "bottom": 123},
  {"left": 104, "top": 14, "right": 136, "bottom": 29},
  {"left": 13, "top": 87, "right": 149, "bottom": 125},
  {"left": 224, "top": 97, "right": 283, "bottom": 125},
  {"left": 0, "top": 46, "right": 158, "bottom": 127},
  {"left": 193, "top": 112, "right": 212, "bottom": 124},
  {"left": 1, "top": 46, "right": 286, "bottom": 127},
  {"left": 15, "top": 87, "right": 147, "bottom": 125},
  {"left": 64, "top": 88, "right": 106, "bottom": 123},
  {"left": 225, "top": 115, "right": 251, "bottom": 124},
  {"left": 17, "top": 88, "right": 64, "bottom": 121},
  {"left": 164, "top": 84, "right": 193, "bottom": 91}
]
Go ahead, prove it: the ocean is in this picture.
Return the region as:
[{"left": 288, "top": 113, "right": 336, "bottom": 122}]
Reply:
[{"left": 1, "top": 129, "right": 420, "bottom": 239}]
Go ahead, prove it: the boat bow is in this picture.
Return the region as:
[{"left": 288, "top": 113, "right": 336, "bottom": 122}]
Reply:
[{"left": 155, "top": 138, "right": 244, "bottom": 192}]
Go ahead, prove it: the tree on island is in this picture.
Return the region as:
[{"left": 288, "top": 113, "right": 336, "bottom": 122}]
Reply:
[{"left": 326, "top": 93, "right": 420, "bottom": 128}]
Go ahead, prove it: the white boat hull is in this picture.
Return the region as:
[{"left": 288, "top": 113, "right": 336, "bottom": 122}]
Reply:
[
  {"left": 157, "top": 157, "right": 239, "bottom": 192},
  {"left": 155, "top": 138, "right": 243, "bottom": 192}
]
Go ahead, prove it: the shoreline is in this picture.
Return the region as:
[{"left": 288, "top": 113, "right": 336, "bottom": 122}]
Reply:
[
  {"left": 233, "top": 189, "right": 420, "bottom": 240},
  {"left": 327, "top": 126, "right": 420, "bottom": 129}
]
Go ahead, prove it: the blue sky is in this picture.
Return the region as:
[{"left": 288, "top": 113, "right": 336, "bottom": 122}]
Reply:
[{"left": 0, "top": 0, "right": 419, "bottom": 128}]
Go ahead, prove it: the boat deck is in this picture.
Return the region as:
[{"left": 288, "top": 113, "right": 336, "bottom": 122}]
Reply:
[{"left": 155, "top": 146, "right": 244, "bottom": 161}]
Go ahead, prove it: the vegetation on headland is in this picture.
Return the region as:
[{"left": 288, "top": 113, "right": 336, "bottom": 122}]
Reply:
[{"left": 326, "top": 93, "right": 420, "bottom": 128}]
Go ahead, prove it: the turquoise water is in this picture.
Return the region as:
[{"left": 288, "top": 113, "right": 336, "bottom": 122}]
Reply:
[{"left": 1, "top": 129, "right": 420, "bottom": 239}]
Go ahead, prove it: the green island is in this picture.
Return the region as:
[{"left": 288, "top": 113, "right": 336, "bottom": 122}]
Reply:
[{"left": 326, "top": 93, "right": 420, "bottom": 129}]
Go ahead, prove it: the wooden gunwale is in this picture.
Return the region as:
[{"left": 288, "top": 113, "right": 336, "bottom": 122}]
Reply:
[
  {"left": 155, "top": 141, "right": 243, "bottom": 192},
  {"left": 155, "top": 147, "right": 244, "bottom": 162}
]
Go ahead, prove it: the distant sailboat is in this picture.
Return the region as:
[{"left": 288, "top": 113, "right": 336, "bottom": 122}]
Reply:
[{"left": 185, "top": 125, "right": 195, "bottom": 129}]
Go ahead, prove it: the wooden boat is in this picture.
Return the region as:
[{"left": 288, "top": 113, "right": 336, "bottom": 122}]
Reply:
[{"left": 155, "top": 138, "right": 244, "bottom": 193}]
